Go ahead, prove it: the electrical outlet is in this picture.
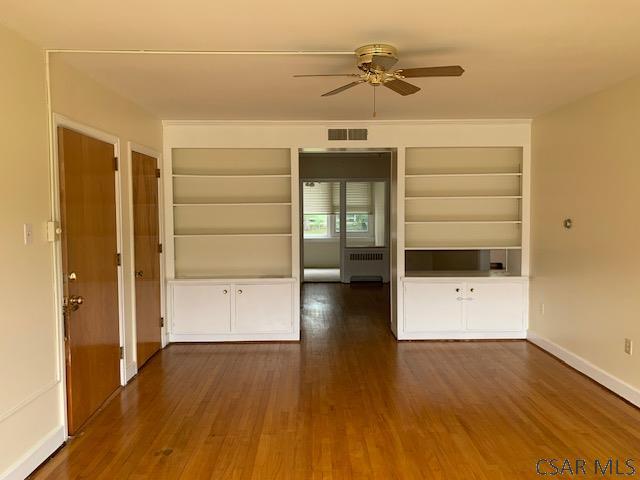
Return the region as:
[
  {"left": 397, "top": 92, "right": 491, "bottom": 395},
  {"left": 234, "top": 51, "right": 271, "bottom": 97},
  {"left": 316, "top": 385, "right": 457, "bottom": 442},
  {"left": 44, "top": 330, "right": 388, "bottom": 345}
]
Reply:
[{"left": 624, "top": 338, "right": 633, "bottom": 355}]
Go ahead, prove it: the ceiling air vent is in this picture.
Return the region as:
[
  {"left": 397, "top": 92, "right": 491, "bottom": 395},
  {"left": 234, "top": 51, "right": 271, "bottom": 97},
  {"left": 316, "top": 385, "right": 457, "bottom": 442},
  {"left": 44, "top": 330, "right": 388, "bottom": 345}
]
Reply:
[
  {"left": 348, "top": 128, "right": 368, "bottom": 140},
  {"left": 328, "top": 129, "right": 348, "bottom": 140},
  {"left": 327, "top": 128, "right": 368, "bottom": 141}
]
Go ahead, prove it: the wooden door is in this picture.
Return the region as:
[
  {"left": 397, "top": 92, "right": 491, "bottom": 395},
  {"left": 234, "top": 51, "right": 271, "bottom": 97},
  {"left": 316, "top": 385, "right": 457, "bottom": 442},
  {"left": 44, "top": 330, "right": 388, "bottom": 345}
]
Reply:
[
  {"left": 58, "top": 127, "right": 121, "bottom": 435},
  {"left": 132, "top": 151, "right": 162, "bottom": 367}
]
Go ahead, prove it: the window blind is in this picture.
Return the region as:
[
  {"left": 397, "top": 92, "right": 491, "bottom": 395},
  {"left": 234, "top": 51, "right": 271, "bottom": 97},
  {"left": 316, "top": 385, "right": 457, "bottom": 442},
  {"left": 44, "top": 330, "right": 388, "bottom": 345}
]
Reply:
[
  {"left": 303, "top": 182, "right": 339, "bottom": 214},
  {"left": 303, "top": 181, "right": 373, "bottom": 214}
]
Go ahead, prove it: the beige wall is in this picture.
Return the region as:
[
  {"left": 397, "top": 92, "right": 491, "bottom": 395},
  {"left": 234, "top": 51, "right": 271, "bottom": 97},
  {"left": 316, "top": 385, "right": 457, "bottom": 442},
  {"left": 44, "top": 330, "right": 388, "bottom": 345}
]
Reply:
[
  {"left": 530, "top": 75, "right": 640, "bottom": 391},
  {"left": 0, "top": 24, "right": 61, "bottom": 475},
  {"left": 304, "top": 238, "right": 340, "bottom": 268},
  {"left": 49, "top": 56, "right": 163, "bottom": 378}
]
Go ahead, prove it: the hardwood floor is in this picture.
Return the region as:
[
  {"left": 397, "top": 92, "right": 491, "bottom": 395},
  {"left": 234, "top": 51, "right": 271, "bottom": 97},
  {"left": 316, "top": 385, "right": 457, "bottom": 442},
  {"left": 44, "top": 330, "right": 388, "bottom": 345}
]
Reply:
[{"left": 32, "top": 283, "right": 640, "bottom": 479}]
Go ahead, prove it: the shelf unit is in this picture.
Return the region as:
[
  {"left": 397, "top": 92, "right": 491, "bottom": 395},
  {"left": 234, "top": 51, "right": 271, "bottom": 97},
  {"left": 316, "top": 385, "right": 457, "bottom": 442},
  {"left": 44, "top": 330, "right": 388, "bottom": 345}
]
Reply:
[
  {"left": 170, "top": 148, "right": 293, "bottom": 279},
  {"left": 404, "top": 147, "right": 524, "bottom": 268}
]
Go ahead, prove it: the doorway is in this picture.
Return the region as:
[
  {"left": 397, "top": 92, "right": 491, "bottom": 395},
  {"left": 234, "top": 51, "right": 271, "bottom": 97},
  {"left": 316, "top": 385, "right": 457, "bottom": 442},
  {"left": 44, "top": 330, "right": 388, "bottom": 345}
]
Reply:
[
  {"left": 300, "top": 151, "right": 392, "bottom": 284},
  {"left": 131, "top": 150, "right": 163, "bottom": 368},
  {"left": 57, "top": 125, "right": 122, "bottom": 435}
]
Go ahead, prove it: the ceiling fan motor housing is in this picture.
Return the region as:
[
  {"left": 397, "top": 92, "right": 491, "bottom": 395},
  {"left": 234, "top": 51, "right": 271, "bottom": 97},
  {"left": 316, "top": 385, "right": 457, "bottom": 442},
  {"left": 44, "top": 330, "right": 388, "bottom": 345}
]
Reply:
[{"left": 355, "top": 44, "right": 399, "bottom": 72}]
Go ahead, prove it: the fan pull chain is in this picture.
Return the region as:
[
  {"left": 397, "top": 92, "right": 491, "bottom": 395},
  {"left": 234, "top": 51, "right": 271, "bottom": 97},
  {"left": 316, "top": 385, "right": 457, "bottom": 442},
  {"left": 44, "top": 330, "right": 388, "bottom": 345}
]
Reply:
[{"left": 373, "top": 86, "right": 377, "bottom": 118}]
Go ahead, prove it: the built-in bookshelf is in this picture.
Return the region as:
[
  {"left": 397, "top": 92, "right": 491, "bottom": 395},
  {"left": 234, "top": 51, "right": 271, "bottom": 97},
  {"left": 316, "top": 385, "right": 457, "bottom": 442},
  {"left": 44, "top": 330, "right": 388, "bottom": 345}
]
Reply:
[
  {"left": 404, "top": 147, "right": 524, "bottom": 274},
  {"left": 171, "top": 148, "right": 293, "bottom": 278}
]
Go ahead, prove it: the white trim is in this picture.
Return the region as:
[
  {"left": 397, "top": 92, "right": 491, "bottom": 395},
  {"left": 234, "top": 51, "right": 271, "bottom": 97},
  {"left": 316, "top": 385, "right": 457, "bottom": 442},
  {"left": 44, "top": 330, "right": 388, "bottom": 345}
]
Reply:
[
  {"left": 127, "top": 143, "right": 168, "bottom": 359},
  {"left": 399, "top": 330, "right": 527, "bottom": 340},
  {"left": 0, "top": 426, "right": 65, "bottom": 480},
  {"left": 527, "top": 331, "right": 640, "bottom": 408},
  {"left": 51, "top": 114, "right": 127, "bottom": 439},
  {"left": 164, "top": 119, "right": 533, "bottom": 127},
  {"left": 125, "top": 361, "right": 138, "bottom": 383},
  {"left": 169, "top": 332, "right": 298, "bottom": 342},
  {"left": 48, "top": 49, "right": 355, "bottom": 56}
]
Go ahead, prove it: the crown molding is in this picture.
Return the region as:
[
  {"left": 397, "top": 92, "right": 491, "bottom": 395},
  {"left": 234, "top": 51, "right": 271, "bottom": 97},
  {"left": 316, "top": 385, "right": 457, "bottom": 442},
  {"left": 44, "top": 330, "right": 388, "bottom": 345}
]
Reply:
[{"left": 163, "top": 119, "right": 533, "bottom": 127}]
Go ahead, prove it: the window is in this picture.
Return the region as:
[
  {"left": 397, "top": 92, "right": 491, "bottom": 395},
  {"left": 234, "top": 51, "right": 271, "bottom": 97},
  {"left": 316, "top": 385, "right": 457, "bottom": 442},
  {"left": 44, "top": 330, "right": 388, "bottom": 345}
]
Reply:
[
  {"left": 302, "top": 181, "right": 378, "bottom": 240},
  {"left": 303, "top": 182, "right": 339, "bottom": 239},
  {"left": 335, "top": 213, "right": 369, "bottom": 233},
  {"left": 303, "top": 214, "right": 329, "bottom": 237}
]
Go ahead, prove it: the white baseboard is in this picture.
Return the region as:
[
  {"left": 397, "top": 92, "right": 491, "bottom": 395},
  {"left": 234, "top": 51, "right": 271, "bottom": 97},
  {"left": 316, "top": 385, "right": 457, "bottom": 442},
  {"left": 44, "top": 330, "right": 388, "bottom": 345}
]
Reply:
[
  {"left": 125, "top": 361, "right": 138, "bottom": 383},
  {"left": 527, "top": 331, "right": 640, "bottom": 408},
  {"left": 1, "top": 425, "right": 65, "bottom": 480},
  {"left": 169, "top": 331, "right": 300, "bottom": 342},
  {"left": 398, "top": 330, "right": 527, "bottom": 340}
]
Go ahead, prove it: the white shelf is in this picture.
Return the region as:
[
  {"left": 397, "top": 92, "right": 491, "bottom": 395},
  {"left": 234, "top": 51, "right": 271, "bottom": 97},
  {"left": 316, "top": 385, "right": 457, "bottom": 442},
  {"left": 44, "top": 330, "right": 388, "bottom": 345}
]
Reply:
[
  {"left": 405, "top": 246, "right": 523, "bottom": 251},
  {"left": 174, "top": 233, "right": 292, "bottom": 238},
  {"left": 405, "top": 195, "right": 523, "bottom": 200},
  {"left": 174, "top": 202, "right": 292, "bottom": 207},
  {"left": 172, "top": 174, "right": 291, "bottom": 178},
  {"left": 405, "top": 220, "right": 521, "bottom": 225},
  {"left": 405, "top": 173, "right": 522, "bottom": 178}
]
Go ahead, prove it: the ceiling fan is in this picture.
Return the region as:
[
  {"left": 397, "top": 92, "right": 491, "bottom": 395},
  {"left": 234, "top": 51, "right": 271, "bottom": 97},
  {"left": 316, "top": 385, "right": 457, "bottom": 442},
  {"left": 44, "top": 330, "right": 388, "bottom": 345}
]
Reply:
[{"left": 294, "top": 44, "right": 464, "bottom": 115}]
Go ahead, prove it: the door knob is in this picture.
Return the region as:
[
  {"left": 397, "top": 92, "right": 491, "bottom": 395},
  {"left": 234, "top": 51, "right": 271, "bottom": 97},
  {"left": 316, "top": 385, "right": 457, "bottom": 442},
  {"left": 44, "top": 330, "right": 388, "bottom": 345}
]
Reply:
[
  {"left": 67, "top": 295, "right": 85, "bottom": 311},
  {"left": 135, "top": 270, "right": 144, "bottom": 279},
  {"left": 68, "top": 272, "right": 77, "bottom": 282}
]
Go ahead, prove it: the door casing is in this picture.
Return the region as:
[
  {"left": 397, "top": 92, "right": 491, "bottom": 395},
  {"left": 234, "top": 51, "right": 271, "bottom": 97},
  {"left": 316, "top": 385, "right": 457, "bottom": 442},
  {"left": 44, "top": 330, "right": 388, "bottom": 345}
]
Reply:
[
  {"left": 128, "top": 143, "right": 166, "bottom": 369},
  {"left": 51, "top": 115, "right": 126, "bottom": 436}
]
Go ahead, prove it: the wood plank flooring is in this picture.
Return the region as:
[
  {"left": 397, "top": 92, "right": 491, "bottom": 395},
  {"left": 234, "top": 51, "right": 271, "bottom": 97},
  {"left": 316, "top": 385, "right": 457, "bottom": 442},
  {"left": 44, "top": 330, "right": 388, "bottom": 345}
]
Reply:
[{"left": 32, "top": 283, "right": 640, "bottom": 479}]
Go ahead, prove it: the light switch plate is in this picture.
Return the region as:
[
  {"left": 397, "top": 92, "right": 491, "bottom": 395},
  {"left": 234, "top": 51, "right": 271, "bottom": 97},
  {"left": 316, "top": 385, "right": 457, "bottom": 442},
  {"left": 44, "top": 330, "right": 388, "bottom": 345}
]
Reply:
[
  {"left": 23, "top": 223, "right": 33, "bottom": 245},
  {"left": 624, "top": 338, "right": 633, "bottom": 355}
]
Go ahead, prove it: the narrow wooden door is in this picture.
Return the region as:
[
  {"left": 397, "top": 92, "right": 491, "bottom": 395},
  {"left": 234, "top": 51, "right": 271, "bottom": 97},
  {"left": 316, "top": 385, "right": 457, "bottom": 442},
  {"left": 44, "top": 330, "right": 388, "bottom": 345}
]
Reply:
[
  {"left": 132, "top": 151, "right": 162, "bottom": 368},
  {"left": 58, "top": 127, "right": 121, "bottom": 435}
]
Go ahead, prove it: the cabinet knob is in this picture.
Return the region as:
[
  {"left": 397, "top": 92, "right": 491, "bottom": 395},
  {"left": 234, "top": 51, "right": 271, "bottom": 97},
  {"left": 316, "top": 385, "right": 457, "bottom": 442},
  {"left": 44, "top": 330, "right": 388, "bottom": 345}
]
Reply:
[
  {"left": 222, "top": 289, "right": 228, "bottom": 294},
  {"left": 237, "top": 289, "right": 243, "bottom": 294},
  {"left": 470, "top": 288, "right": 475, "bottom": 293},
  {"left": 455, "top": 288, "right": 460, "bottom": 292}
]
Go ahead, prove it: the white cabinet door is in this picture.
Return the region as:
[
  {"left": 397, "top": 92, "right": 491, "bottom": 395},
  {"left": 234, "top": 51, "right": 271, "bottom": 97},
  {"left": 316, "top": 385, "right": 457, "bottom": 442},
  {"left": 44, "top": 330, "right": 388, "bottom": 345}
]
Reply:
[
  {"left": 404, "top": 282, "right": 464, "bottom": 332},
  {"left": 172, "top": 284, "right": 231, "bottom": 334},
  {"left": 465, "top": 282, "right": 524, "bottom": 331},
  {"left": 234, "top": 283, "right": 293, "bottom": 333}
]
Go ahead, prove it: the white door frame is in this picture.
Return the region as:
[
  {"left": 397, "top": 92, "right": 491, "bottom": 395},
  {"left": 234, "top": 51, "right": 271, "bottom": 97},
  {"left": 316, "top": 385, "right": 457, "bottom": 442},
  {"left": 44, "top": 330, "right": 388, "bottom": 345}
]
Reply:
[
  {"left": 127, "top": 143, "right": 167, "bottom": 362},
  {"left": 51, "top": 114, "right": 127, "bottom": 436}
]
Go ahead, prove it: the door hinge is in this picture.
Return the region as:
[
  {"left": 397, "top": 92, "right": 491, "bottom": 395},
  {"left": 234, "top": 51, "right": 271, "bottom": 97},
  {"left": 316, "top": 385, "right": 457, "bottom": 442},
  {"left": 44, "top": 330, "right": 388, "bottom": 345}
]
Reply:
[
  {"left": 114, "top": 157, "right": 119, "bottom": 171},
  {"left": 160, "top": 317, "right": 164, "bottom": 328},
  {"left": 119, "top": 346, "right": 124, "bottom": 359},
  {"left": 62, "top": 309, "right": 68, "bottom": 339},
  {"left": 116, "top": 253, "right": 122, "bottom": 266},
  {"left": 158, "top": 243, "right": 163, "bottom": 254},
  {"left": 155, "top": 168, "right": 161, "bottom": 178}
]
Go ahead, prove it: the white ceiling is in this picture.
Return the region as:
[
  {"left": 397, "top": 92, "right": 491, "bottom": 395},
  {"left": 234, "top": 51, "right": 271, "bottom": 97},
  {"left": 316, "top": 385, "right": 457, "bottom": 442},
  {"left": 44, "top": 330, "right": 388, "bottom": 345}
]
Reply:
[{"left": 3, "top": 0, "right": 640, "bottom": 119}]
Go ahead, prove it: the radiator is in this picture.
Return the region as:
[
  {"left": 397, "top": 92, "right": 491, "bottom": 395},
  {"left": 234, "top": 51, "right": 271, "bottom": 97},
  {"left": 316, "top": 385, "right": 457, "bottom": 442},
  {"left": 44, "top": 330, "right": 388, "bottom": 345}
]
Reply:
[{"left": 342, "top": 247, "right": 389, "bottom": 283}]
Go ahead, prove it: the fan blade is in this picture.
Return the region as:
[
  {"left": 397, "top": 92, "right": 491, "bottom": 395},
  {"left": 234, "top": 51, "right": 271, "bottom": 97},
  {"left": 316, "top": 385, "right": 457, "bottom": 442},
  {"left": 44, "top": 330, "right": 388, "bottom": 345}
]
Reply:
[
  {"left": 293, "top": 73, "right": 360, "bottom": 78},
  {"left": 384, "top": 79, "right": 421, "bottom": 96},
  {"left": 370, "top": 54, "right": 398, "bottom": 71},
  {"left": 321, "top": 81, "right": 364, "bottom": 97},
  {"left": 397, "top": 65, "right": 465, "bottom": 78}
]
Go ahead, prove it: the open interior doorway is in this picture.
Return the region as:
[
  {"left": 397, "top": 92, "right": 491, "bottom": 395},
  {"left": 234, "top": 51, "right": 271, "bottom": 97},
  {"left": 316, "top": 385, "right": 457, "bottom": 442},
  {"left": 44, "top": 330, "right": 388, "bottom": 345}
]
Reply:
[{"left": 300, "top": 151, "right": 392, "bottom": 284}]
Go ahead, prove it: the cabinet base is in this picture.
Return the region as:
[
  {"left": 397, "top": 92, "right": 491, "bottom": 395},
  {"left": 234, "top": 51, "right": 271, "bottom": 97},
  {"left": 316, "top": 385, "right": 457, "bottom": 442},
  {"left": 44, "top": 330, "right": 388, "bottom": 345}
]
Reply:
[
  {"left": 397, "top": 330, "right": 527, "bottom": 340},
  {"left": 169, "top": 332, "right": 300, "bottom": 342}
]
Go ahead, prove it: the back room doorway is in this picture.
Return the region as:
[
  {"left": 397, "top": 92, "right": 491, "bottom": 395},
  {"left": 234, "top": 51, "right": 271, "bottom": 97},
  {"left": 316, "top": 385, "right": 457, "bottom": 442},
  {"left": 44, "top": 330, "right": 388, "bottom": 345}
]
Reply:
[{"left": 300, "top": 150, "right": 393, "bottom": 285}]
